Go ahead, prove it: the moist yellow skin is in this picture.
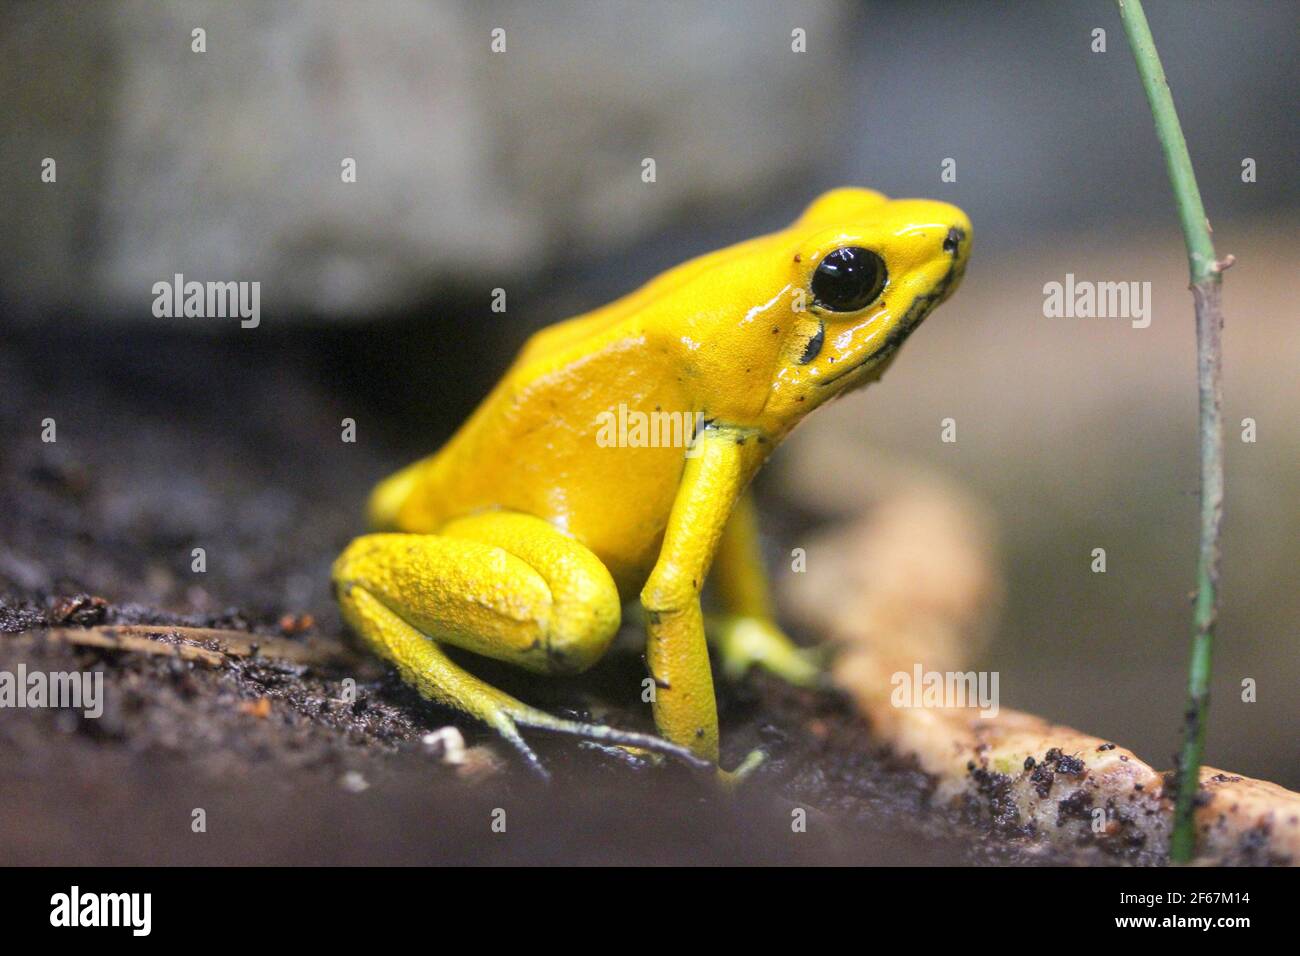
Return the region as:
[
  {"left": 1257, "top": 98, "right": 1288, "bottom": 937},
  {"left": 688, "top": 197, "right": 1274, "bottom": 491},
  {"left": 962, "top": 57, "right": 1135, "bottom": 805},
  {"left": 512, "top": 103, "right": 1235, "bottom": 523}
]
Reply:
[{"left": 333, "top": 188, "right": 971, "bottom": 779}]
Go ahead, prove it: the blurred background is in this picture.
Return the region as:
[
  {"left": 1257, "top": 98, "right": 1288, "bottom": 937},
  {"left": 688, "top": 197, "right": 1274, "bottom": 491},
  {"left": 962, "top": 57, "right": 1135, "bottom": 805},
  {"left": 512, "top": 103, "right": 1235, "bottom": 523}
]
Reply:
[{"left": 0, "top": 0, "right": 1295, "bottom": 844}]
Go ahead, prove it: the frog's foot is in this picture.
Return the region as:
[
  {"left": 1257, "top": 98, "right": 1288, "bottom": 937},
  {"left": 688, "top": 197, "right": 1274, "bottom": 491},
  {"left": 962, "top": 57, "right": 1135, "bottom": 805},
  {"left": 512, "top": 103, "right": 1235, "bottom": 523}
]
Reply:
[
  {"left": 708, "top": 614, "right": 823, "bottom": 688},
  {"left": 578, "top": 741, "right": 664, "bottom": 769},
  {"left": 514, "top": 707, "right": 711, "bottom": 778},
  {"left": 717, "top": 748, "right": 768, "bottom": 791},
  {"left": 333, "top": 521, "right": 713, "bottom": 780}
]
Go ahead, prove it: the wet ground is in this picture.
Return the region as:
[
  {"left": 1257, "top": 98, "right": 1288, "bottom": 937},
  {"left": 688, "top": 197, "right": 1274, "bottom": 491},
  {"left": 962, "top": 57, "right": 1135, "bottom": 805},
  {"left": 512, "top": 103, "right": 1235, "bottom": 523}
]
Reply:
[{"left": 1, "top": 325, "right": 1095, "bottom": 865}]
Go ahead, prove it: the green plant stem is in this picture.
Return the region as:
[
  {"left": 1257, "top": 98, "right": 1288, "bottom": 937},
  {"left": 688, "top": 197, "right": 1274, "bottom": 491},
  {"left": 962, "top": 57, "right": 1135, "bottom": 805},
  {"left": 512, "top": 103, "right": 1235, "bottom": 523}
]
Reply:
[{"left": 1116, "top": 0, "right": 1227, "bottom": 864}]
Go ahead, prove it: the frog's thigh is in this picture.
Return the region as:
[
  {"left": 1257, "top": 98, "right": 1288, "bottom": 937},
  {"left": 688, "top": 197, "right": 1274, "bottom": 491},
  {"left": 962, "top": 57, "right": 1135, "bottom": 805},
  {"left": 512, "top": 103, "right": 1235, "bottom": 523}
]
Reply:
[
  {"left": 711, "top": 490, "right": 776, "bottom": 620},
  {"left": 334, "top": 525, "right": 711, "bottom": 778},
  {"left": 333, "top": 514, "right": 620, "bottom": 677}
]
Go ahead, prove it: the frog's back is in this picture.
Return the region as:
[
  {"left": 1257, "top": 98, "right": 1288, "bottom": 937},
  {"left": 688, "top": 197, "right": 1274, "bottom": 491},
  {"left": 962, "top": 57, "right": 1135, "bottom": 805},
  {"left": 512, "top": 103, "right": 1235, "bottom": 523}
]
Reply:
[{"left": 367, "top": 226, "right": 793, "bottom": 591}]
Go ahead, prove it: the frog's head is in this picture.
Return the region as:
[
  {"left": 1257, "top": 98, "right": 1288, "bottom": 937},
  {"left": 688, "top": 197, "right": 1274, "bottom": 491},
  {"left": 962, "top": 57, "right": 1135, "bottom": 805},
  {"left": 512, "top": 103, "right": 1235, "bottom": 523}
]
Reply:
[{"left": 675, "top": 188, "right": 970, "bottom": 437}]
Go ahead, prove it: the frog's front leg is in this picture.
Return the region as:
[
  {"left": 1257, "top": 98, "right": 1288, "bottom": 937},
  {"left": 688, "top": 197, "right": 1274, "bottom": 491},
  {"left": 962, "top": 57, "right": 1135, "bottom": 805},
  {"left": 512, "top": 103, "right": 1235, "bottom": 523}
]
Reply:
[
  {"left": 707, "top": 490, "right": 821, "bottom": 687},
  {"left": 332, "top": 511, "right": 709, "bottom": 779},
  {"left": 640, "top": 426, "right": 768, "bottom": 768}
]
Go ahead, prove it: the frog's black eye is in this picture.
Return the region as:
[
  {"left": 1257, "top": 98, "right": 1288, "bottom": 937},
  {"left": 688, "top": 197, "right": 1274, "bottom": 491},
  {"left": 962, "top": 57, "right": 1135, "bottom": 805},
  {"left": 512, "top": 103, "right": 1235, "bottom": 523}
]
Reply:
[{"left": 811, "top": 247, "right": 887, "bottom": 313}]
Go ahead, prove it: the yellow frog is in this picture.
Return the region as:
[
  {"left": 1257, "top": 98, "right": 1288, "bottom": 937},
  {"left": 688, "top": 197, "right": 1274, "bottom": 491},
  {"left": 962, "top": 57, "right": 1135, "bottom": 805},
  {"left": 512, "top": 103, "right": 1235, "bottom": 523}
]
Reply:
[{"left": 333, "top": 188, "right": 970, "bottom": 778}]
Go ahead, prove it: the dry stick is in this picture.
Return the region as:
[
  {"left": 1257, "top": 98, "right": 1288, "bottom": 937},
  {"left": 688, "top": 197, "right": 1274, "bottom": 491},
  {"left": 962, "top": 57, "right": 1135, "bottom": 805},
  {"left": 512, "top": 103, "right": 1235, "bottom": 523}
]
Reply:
[
  {"left": 1116, "top": 0, "right": 1230, "bottom": 863},
  {"left": 31, "top": 625, "right": 351, "bottom": 667}
]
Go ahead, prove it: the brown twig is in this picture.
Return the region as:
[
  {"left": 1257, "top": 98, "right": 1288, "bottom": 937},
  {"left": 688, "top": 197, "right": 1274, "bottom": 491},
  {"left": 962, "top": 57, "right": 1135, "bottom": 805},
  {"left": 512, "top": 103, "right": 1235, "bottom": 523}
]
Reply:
[{"left": 18, "top": 624, "right": 351, "bottom": 668}]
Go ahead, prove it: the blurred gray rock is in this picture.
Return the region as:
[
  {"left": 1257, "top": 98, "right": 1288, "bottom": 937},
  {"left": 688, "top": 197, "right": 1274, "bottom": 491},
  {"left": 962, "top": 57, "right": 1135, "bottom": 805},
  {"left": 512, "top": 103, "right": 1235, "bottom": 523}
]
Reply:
[{"left": 0, "top": 0, "right": 853, "bottom": 323}]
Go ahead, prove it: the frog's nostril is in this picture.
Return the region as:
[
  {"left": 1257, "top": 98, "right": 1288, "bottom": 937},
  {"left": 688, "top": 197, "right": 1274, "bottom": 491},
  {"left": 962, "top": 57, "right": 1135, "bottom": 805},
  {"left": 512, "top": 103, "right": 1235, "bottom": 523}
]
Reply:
[{"left": 943, "top": 226, "right": 965, "bottom": 255}]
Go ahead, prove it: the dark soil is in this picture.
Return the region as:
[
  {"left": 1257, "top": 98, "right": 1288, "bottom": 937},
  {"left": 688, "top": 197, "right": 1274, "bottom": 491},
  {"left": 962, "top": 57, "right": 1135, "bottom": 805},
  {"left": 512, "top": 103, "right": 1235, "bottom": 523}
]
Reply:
[{"left": 0, "top": 325, "right": 1083, "bottom": 865}]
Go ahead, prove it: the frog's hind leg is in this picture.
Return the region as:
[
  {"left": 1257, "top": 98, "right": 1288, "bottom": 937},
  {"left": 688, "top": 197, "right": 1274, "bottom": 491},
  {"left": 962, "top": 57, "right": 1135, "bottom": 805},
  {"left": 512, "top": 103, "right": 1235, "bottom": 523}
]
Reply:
[
  {"left": 332, "top": 513, "right": 708, "bottom": 778},
  {"left": 707, "top": 491, "right": 822, "bottom": 687}
]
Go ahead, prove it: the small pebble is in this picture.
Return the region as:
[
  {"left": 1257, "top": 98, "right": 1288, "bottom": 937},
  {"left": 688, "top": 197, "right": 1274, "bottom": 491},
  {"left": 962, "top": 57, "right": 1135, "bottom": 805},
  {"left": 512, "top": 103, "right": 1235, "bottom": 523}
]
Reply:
[
  {"left": 422, "top": 726, "right": 467, "bottom": 765},
  {"left": 340, "top": 771, "right": 369, "bottom": 793}
]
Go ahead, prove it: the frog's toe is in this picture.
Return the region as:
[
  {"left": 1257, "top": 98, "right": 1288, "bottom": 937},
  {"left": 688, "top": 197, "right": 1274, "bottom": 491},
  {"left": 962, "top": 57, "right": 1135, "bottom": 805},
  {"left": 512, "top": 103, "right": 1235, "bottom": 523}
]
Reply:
[
  {"left": 577, "top": 741, "right": 665, "bottom": 769},
  {"left": 710, "top": 615, "right": 823, "bottom": 687},
  {"left": 717, "top": 748, "right": 767, "bottom": 790},
  {"left": 486, "top": 710, "right": 552, "bottom": 781}
]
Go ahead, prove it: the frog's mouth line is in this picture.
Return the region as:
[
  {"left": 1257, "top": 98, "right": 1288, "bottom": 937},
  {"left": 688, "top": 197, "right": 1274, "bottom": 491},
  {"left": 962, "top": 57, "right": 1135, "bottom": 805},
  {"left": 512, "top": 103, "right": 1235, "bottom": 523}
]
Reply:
[{"left": 815, "top": 237, "right": 965, "bottom": 389}]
